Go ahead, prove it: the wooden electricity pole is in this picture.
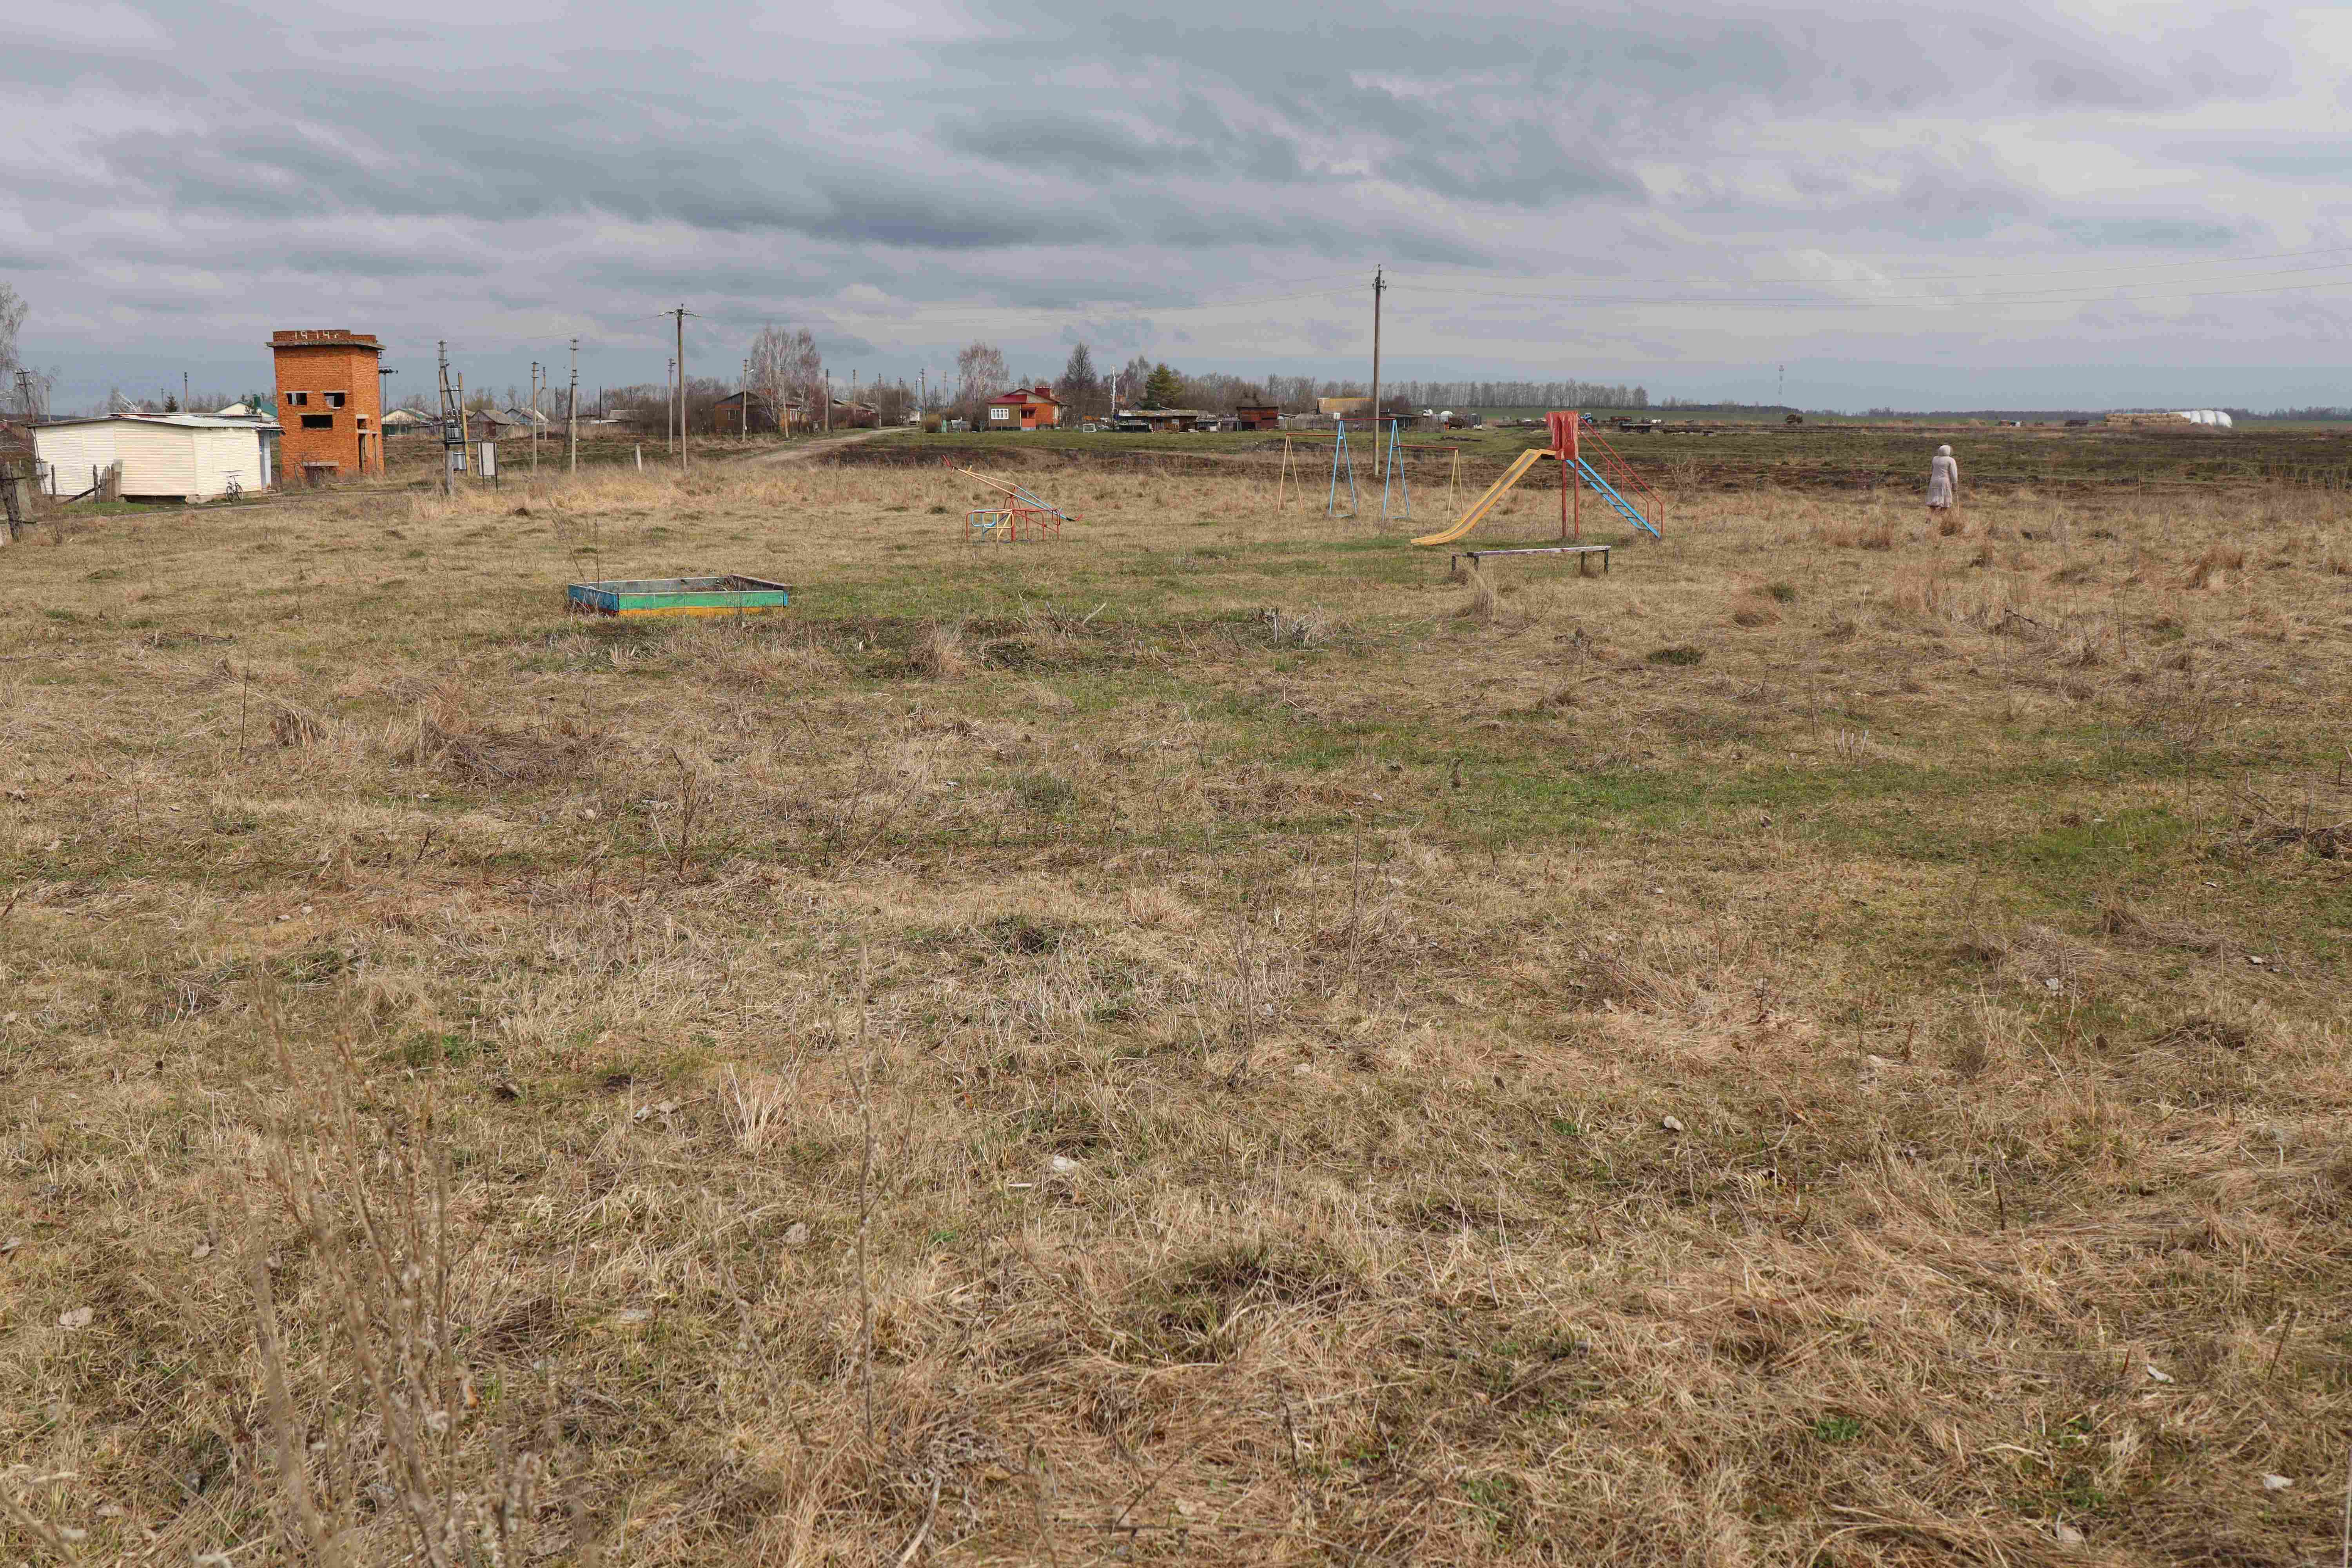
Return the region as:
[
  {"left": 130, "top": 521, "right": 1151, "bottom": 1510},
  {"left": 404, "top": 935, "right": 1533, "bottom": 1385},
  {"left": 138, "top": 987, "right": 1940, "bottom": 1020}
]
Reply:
[
  {"left": 566, "top": 338, "right": 578, "bottom": 475},
  {"left": 1370, "top": 265, "right": 1385, "bottom": 479},
  {"left": 436, "top": 340, "right": 458, "bottom": 497},
  {"left": 530, "top": 362, "right": 540, "bottom": 476},
  {"left": 741, "top": 359, "right": 749, "bottom": 439},
  {"left": 670, "top": 303, "right": 690, "bottom": 473}
]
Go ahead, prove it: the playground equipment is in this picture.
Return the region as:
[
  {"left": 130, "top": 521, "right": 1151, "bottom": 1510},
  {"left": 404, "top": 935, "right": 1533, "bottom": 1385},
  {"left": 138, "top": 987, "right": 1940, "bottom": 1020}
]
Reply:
[
  {"left": 567, "top": 575, "right": 793, "bottom": 619},
  {"left": 1411, "top": 412, "right": 1662, "bottom": 548},
  {"left": 951, "top": 462, "right": 1078, "bottom": 543},
  {"left": 1277, "top": 428, "right": 1462, "bottom": 518},
  {"left": 1379, "top": 419, "right": 1410, "bottom": 523},
  {"left": 1327, "top": 419, "right": 1359, "bottom": 518}
]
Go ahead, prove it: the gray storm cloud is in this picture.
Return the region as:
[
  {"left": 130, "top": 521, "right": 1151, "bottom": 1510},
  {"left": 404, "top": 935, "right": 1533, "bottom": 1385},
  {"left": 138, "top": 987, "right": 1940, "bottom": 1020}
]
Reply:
[{"left": 0, "top": 0, "right": 2337, "bottom": 409}]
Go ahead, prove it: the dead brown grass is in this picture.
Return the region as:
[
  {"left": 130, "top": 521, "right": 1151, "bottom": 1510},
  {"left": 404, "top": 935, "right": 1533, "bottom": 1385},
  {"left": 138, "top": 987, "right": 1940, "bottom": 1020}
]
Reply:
[
  {"left": 910, "top": 619, "right": 971, "bottom": 679},
  {"left": 2183, "top": 541, "right": 2247, "bottom": 589},
  {"left": 0, "top": 454, "right": 2348, "bottom": 1563},
  {"left": 1455, "top": 568, "right": 1499, "bottom": 621}
]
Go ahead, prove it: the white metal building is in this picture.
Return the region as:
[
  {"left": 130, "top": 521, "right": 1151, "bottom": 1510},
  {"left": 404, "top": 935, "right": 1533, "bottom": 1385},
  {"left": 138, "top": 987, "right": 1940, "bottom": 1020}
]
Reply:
[{"left": 33, "top": 414, "right": 274, "bottom": 501}]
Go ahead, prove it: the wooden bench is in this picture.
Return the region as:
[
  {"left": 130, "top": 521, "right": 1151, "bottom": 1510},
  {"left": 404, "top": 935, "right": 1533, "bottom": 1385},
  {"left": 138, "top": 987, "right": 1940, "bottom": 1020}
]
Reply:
[{"left": 1448, "top": 544, "right": 1610, "bottom": 577}]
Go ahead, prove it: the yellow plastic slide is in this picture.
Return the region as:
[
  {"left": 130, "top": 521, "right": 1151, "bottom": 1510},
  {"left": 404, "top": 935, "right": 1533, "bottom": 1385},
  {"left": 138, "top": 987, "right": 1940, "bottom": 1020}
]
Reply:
[{"left": 1411, "top": 447, "right": 1547, "bottom": 546}]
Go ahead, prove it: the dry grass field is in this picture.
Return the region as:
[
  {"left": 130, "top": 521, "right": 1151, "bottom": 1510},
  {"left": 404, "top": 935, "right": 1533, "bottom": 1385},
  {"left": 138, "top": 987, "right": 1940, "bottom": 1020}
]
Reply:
[{"left": 1, "top": 450, "right": 2348, "bottom": 1565}]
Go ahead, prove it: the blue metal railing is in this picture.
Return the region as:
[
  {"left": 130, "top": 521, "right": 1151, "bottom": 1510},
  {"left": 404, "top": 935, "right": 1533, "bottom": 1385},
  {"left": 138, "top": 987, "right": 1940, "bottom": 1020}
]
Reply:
[{"left": 1574, "top": 457, "right": 1660, "bottom": 538}]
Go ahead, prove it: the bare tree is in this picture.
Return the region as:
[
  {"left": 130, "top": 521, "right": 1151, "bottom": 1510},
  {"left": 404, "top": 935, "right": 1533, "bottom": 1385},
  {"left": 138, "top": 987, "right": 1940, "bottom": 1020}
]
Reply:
[
  {"left": 954, "top": 341, "right": 1007, "bottom": 426},
  {"left": 749, "top": 324, "right": 822, "bottom": 433},
  {"left": 1114, "top": 354, "right": 1153, "bottom": 412},
  {"left": 869, "top": 377, "right": 915, "bottom": 426},
  {"left": 0, "top": 283, "right": 25, "bottom": 392}
]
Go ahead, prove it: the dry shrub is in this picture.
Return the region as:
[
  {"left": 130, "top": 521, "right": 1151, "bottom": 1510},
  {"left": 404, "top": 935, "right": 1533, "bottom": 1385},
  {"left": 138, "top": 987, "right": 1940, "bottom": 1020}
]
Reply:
[
  {"left": 1967, "top": 540, "right": 1994, "bottom": 569},
  {"left": 2183, "top": 543, "right": 2246, "bottom": 589},
  {"left": 1935, "top": 510, "right": 1966, "bottom": 537},
  {"left": 1728, "top": 596, "right": 1780, "bottom": 628},
  {"left": 1859, "top": 520, "right": 1896, "bottom": 550},
  {"left": 702, "top": 631, "right": 844, "bottom": 690},
  {"left": 396, "top": 679, "right": 592, "bottom": 784},
  {"left": 1575, "top": 940, "right": 1696, "bottom": 1013},
  {"left": 1884, "top": 570, "right": 1951, "bottom": 622},
  {"left": 1455, "top": 569, "right": 1499, "bottom": 622},
  {"left": 1121, "top": 886, "right": 1196, "bottom": 930},
  {"left": 1260, "top": 606, "right": 1330, "bottom": 646},
  {"left": 722, "top": 1064, "right": 794, "bottom": 1153},
  {"left": 249, "top": 1076, "right": 572, "bottom": 1567},
  {"left": 2098, "top": 900, "right": 2226, "bottom": 955},
  {"left": 269, "top": 702, "right": 330, "bottom": 749},
  {"left": 911, "top": 619, "right": 971, "bottom": 679}
]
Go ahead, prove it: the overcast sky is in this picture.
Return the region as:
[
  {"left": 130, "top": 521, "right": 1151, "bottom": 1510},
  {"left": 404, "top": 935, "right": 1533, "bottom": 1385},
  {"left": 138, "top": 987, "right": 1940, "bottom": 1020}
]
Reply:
[{"left": 8, "top": 0, "right": 2352, "bottom": 412}]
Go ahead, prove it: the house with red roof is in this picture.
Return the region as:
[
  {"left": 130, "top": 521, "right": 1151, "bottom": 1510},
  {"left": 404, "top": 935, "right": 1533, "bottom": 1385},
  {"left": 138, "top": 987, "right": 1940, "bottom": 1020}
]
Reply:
[{"left": 986, "top": 384, "right": 1062, "bottom": 431}]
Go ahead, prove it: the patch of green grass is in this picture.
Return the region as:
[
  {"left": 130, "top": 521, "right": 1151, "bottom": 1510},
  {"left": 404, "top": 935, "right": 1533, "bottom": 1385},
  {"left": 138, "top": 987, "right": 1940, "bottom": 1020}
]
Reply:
[
  {"left": 1010, "top": 771, "right": 1076, "bottom": 813},
  {"left": 396, "top": 1031, "right": 479, "bottom": 1069}
]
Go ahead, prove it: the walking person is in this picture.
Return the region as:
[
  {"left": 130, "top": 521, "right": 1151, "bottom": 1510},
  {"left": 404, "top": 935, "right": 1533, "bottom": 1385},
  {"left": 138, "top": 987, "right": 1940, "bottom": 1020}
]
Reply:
[{"left": 1926, "top": 443, "right": 1960, "bottom": 518}]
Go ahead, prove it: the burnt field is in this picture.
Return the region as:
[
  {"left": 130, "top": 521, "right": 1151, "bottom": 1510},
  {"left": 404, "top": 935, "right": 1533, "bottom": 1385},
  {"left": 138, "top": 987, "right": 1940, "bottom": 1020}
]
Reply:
[{"left": 842, "top": 421, "right": 2352, "bottom": 498}]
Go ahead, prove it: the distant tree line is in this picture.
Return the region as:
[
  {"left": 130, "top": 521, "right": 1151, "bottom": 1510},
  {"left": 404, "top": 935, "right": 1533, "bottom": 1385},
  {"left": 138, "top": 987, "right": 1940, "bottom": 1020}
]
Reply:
[
  {"left": 908, "top": 343, "right": 1655, "bottom": 423},
  {"left": 1388, "top": 380, "right": 1647, "bottom": 410}
]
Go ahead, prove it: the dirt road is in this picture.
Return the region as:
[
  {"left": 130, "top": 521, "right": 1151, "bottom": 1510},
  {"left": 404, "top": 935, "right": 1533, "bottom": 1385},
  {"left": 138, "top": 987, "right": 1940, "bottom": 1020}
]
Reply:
[{"left": 742, "top": 427, "right": 896, "bottom": 466}]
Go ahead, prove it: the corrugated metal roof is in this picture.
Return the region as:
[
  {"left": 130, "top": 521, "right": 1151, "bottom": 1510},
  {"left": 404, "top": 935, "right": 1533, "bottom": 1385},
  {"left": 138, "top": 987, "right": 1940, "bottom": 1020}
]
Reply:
[{"left": 40, "top": 412, "right": 281, "bottom": 431}]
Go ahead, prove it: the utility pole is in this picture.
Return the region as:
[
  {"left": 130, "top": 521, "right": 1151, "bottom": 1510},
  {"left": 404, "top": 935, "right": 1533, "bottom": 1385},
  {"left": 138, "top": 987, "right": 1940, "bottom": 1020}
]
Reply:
[
  {"left": 1370, "top": 265, "right": 1385, "bottom": 478},
  {"left": 824, "top": 369, "right": 832, "bottom": 433},
  {"left": 436, "top": 340, "right": 457, "bottom": 497},
  {"left": 918, "top": 367, "right": 926, "bottom": 423},
  {"left": 742, "top": 358, "right": 749, "bottom": 439},
  {"left": 182, "top": 370, "right": 189, "bottom": 412},
  {"left": 566, "top": 338, "right": 578, "bottom": 475},
  {"left": 669, "top": 303, "right": 690, "bottom": 473},
  {"left": 530, "top": 361, "right": 540, "bottom": 475}
]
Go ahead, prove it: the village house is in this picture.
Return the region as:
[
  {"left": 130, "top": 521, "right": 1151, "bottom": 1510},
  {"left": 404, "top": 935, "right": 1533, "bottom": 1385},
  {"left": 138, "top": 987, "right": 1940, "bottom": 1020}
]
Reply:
[
  {"left": 269, "top": 329, "right": 385, "bottom": 483},
  {"left": 1234, "top": 405, "right": 1283, "bottom": 431},
  {"left": 1116, "top": 407, "right": 1204, "bottom": 433},
  {"left": 710, "top": 390, "right": 799, "bottom": 435},
  {"left": 465, "top": 408, "right": 529, "bottom": 442},
  {"left": 987, "top": 385, "right": 1062, "bottom": 430}
]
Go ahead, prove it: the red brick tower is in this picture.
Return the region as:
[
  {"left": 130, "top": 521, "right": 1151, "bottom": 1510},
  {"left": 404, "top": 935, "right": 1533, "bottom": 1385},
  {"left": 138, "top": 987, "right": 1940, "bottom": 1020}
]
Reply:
[{"left": 269, "top": 330, "right": 384, "bottom": 483}]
